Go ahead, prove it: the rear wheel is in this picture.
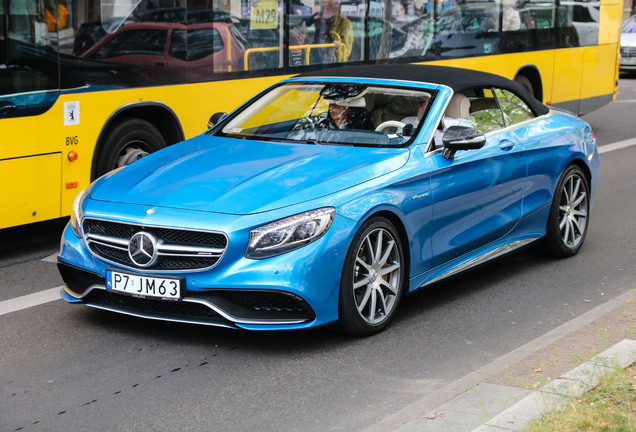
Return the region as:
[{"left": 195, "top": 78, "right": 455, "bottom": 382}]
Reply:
[
  {"left": 94, "top": 118, "right": 166, "bottom": 179},
  {"left": 543, "top": 165, "right": 590, "bottom": 257},
  {"left": 338, "top": 217, "right": 404, "bottom": 336}
]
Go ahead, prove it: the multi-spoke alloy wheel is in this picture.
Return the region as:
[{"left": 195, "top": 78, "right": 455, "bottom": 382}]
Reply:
[
  {"left": 339, "top": 217, "right": 404, "bottom": 336},
  {"left": 543, "top": 165, "right": 590, "bottom": 257},
  {"left": 558, "top": 170, "right": 588, "bottom": 248}
]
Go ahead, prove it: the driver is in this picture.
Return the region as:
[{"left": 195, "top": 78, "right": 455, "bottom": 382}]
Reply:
[{"left": 322, "top": 97, "right": 374, "bottom": 130}]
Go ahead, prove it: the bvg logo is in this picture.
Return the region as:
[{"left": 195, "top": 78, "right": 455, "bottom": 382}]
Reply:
[{"left": 66, "top": 136, "right": 78, "bottom": 146}]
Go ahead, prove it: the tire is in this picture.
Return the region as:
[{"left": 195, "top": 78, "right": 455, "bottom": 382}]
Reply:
[
  {"left": 338, "top": 217, "right": 405, "bottom": 336},
  {"left": 514, "top": 75, "right": 534, "bottom": 98},
  {"left": 542, "top": 165, "right": 590, "bottom": 257},
  {"left": 94, "top": 119, "right": 166, "bottom": 179}
]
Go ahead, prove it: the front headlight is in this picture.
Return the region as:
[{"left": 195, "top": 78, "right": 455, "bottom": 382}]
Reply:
[
  {"left": 246, "top": 207, "right": 335, "bottom": 259},
  {"left": 70, "top": 187, "right": 87, "bottom": 237}
]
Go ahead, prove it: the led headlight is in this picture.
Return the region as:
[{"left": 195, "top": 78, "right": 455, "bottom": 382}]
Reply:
[
  {"left": 70, "top": 187, "right": 87, "bottom": 237},
  {"left": 246, "top": 207, "right": 335, "bottom": 259}
]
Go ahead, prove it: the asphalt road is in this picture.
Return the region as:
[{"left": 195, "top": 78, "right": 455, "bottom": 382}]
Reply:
[{"left": 1, "top": 76, "right": 635, "bottom": 432}]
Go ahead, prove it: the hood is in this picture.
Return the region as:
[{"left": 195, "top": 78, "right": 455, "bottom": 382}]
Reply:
[
  {"left": 621, "top": 32, "right": 636, "bottom": 47},
  {"left": 90, "top": 135, "right": 409, "bottom": 215}
]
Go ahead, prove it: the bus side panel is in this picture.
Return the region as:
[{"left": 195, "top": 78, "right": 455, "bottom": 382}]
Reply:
[
  {"left": 598, "top": 2, "right": 621, "bottom": 45},
  {"left": 551, "top": 48, "right": 583, "bottom": 113},
  {"left": 0, "top": 154, "right": 62, "bottom": 229},
  {"left": 579, "top": 44, "right": 620, "bottom": 113}
]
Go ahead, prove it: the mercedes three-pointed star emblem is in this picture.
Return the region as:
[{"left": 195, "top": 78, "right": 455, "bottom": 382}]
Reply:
[{"left": 128, "top": 232, "right": 158, "bottom": 267}]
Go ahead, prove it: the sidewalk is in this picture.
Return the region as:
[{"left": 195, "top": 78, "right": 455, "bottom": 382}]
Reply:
[{"left": 365, "top": 288, "right": 636, "bottom": 432}]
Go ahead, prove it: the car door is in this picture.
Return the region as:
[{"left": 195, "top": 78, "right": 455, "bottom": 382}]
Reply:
[{"left": 429, "top": 88, "right": 528, "bottom": 267}]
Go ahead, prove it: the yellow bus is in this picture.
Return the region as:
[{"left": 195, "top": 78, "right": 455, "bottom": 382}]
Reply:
[{"left": 1, "top": 0, "right": 620, "bottom": 229}]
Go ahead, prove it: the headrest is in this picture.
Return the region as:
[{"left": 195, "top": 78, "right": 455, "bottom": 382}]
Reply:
[
  {"left": 445, "top": 93, "right": 471, "bottom": 119},
  {"left": 445, "top": 93, "right": 470, "bottom": 118}
]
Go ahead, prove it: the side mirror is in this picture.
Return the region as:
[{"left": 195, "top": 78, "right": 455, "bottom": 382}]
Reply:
[
  {"left": 441, "top": 125, "right": 486, "bottom": 159},
  {"left": 208, "top": 112, "right": 227, "bottom": 129}
]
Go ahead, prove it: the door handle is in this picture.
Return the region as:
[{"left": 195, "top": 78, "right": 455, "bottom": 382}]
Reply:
[{"left": 499, "top": 140, "right": 515, "bottom": 151}]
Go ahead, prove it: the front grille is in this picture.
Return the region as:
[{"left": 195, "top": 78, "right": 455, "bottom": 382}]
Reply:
[
  {"left": 83, "top": 218, "right": 227, "bottom": 272},
  {"left": 84, "top": 290, "right": 231, "bottom": 326},
  {"left": 621, "top": 46, "right": 636, "bottom": 58},
  {"left": 58, "top": 262, "right": 105, "bottom": 296}
]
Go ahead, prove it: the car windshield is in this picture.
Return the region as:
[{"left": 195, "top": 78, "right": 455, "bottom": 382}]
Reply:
[
  {"left": 623, "top": 15, "right": 636, "bottom": 33},
  {"left": 218, "top": 82, "right": 434, "bottom": 147}
]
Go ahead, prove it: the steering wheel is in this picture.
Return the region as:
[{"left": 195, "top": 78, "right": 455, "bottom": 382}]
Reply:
[{"left": 375, "top": 120, "right": 406, "bottom": 132}]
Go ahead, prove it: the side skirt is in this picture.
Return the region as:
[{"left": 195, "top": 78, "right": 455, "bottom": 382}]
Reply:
[{"left": 415, "top": 237, "right": 541, "bottom": 290}]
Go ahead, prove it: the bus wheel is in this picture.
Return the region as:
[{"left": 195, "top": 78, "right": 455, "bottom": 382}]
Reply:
[
  {"left": 96, "top": 119, "right": 166, "bottom": 178},
  {"left": 515, "top": 75, "right": 534, "bottom": 98}
]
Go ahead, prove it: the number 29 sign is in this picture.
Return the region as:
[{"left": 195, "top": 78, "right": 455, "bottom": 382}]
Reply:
[{"left": 250, "top": 0, "right": 278, "bottom": 29}]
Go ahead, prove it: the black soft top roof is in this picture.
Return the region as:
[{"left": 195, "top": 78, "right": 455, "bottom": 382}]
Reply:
[{"left": 296, "top": 64, "right": 549, "bottom": 116}]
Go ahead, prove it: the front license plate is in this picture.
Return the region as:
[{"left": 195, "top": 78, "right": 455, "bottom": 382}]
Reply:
[{"left": 106, "top": 269, "right": 183, "bottom": 300}]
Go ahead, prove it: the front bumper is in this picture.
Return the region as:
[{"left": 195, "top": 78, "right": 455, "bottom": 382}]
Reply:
[
  {"left": 57, "top": 207, "right": 356, "bottom": 330},
  {"left": 59, "top": 262, "right": 316, "bottom": 328}
]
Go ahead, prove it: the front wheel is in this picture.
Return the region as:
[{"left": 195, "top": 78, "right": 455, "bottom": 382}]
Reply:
[
  {"left": 542, "top": 165, "right": 590, "bottom": 257},
  {"left": 338, "top": 217, "right": 404, "bottom": 336}
]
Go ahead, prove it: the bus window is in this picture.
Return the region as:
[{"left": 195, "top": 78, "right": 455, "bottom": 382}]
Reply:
[
  {"left": 558, "top": 1, "right": 599, "bottom": 47},
  {"left": 0, "top": 0, "right": 59, "bottom": 119},
  {"left": 299, "top": 0, "right": 356, "bottom": 64},
  {"left": 239, "top": 0, "right": 284, "bottom": 71}
]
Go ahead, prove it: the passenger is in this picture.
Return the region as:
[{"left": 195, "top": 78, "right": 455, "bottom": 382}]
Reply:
[
  {"left": 502, "top": 0, "right": 521, "bottom": 31},
  {"left": 308, "top": 0, "right": 354, "bottom": 63},
  {"left": 289, "top": 22, "right": 308, "bottom": 66},
  {"left": 393, "top": 2, "right": 406, "bottom": 19},
  {"left": 401, "top": 93, "right": 431, "bottom": 128}
]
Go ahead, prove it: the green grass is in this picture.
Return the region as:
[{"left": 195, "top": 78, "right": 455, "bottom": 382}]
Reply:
[{"left": 523, "top": 365, "right": 636, "bottom": 432}]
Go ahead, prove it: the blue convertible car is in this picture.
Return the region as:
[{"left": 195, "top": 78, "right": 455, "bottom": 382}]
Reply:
[{"left": 58, "top": 65, "right": 599, "bottom": 336}]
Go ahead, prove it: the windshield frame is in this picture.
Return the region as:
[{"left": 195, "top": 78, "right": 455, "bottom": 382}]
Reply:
[{"left": 210, "top": 77, "right": 439, "bottom": 149}]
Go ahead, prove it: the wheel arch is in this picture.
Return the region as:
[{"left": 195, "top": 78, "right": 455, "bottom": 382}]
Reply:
[
  {"left": 567, "top": 157, "right": 593, "bottom": 187},
  {"left": 514, "top": 65, "right": 543, "bottom": 102},
  {"left": 91, "top": 102, "right": 185, "bottom": 180}
]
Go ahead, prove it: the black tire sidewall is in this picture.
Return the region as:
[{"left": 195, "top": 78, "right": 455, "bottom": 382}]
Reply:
[
  {"left": 338, "top": 216, "right": 405, "bottom": 336},
  {"left": 95, "top": 119, "right": 166, "bottom": 179},
  {"left": 514, "top": 75, "right": 534, "bottom": 98}
]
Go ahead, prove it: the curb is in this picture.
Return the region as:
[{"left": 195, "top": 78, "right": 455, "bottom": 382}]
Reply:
[
  {"left": 472, "top": 338, "right": 636, "bottom": 432},
  {"left": 364, "top": 288, "right": 636, "bottom": 432}
]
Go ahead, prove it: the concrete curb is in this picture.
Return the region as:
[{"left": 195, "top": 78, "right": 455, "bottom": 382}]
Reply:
[
  {"left": 472, "top": 339, "right": 636, "bottom": 432},
  {"left": 364, "top": 288, "right": 636, "bottom": 432}
]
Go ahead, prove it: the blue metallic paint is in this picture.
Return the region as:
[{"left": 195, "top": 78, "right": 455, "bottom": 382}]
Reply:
[{"left": 58, "top": 76, "right": 598, "bottom": 331}]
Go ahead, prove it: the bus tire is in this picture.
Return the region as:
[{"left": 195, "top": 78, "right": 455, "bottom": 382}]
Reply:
[
  {"left": 514, "top": 75, "right": 534, "bottom": 98},
  {"left": 95, "top": 118, "right": 166, "bottom": 178}
]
